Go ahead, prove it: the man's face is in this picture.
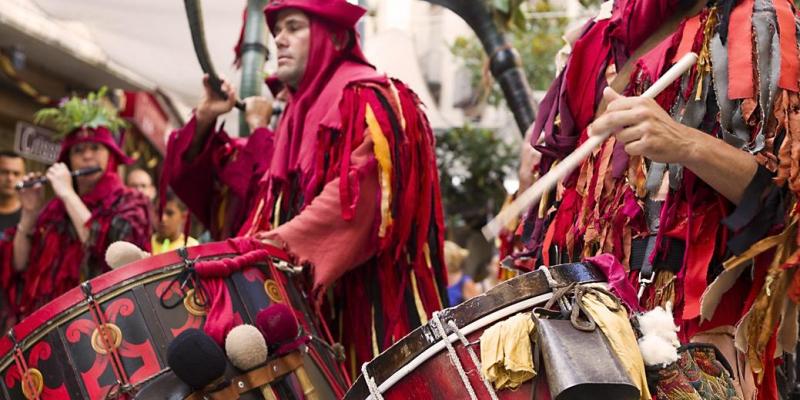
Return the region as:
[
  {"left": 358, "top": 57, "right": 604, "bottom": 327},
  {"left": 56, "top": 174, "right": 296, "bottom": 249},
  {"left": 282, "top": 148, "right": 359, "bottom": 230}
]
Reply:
[
  {"left": 273, "top": 9, "right": 311, "bottom": 89},
  {"left": 127, "top": 169, "right": 156, "bottom": 201},
  {"left": 0, "top": 156, "right": 24, "bottom": 197}
]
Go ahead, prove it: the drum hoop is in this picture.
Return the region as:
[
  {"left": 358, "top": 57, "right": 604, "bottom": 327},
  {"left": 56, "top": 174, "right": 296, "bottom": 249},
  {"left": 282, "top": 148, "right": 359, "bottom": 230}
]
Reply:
[
  {"left": 0, "top": 264, "right": 186, "bottom": 372},
  {"left": 1, "top": 242, "right": 290, "bottom": 357},
  {"left": 359, "top": 292, "right": 554, "bottom": 399}
]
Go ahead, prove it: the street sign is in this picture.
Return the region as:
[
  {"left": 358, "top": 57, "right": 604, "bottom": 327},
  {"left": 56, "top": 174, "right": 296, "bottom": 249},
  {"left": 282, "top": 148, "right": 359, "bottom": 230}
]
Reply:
[{"left": 14, "top": 122, "right": 60, "bottom": 164}]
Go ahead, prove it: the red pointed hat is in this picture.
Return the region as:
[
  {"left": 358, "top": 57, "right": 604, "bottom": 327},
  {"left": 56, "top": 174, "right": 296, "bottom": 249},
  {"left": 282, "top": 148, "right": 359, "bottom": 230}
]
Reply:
[{"left": 264, "top": 0, "right": 366, "bottom": 31}]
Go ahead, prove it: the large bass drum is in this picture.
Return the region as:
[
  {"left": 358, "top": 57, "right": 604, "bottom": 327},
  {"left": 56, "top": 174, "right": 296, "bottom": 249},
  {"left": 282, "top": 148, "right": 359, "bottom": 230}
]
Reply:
[
  {"left": 345, "top": 262, "right": 606, "bottom": 400},
  {"left": 0, "top": 241, "right": 350, "bottom": 399}
]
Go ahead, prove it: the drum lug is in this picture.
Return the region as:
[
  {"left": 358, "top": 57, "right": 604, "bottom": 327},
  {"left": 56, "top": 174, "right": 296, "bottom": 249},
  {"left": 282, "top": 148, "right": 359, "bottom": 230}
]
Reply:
[
  {"left": 80, "top": 281, "right": 94, "bottom": 302},
  {"left": 274, "top": 259, "right": 303, "bottom": 275}
]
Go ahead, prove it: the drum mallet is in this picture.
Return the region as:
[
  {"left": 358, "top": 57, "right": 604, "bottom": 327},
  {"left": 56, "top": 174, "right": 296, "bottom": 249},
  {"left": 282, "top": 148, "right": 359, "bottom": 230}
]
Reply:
[
  {"left": 225, "top": 324, "right": 278, "bottom": 400},
  {"left": 256, "top": 304, "right": 319, "bottom": 400},
  {"left": 482, "top": 52, "right": 698, "bottom": 240},
  {"left": 167, "top": 329, "right": 237, "bottom": 398}
]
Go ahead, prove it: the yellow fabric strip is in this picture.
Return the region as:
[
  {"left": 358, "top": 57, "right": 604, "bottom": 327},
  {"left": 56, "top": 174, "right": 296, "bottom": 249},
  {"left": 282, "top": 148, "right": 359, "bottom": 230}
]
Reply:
[
  {"left": 371, "top": 305, "right": 380, "bottom": 358},
  {"left": 423, "top": 243, "right": 444, "bottom": 310},
  {"left": 410, "top": 270, "right": 429, "bottom": 325},
  {"left": 273, "top": 191, "right": 284, "bottom": 229},
  {"left": 479, "top": 313, "right": 536, "bottom": 390},
  {"left": 217, "top": 186, "right": 229, "bottom": 233},
  {"left": 581, "top": 290, "right": 651, "bottom": 400},
  {"left": 365, "top": 103, "right": 394, "bottom": 238},
  {"left": 723, "top": 217, "right": 797, "bottom": 271}
]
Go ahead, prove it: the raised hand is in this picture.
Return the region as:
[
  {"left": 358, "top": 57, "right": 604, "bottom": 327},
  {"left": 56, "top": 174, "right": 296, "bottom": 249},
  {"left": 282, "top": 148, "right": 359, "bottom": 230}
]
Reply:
[
  {"left": 196, "top": 74, "right": 239, "bottom": 126},
  {"left": 18, "top": 172, "right": 45, "bottom": 216},
  {"left": 589, "top": 87, "right": 697, "bottom": 164},
  {"left": 244, "top": 96, "right": 274, "bottom": 130},
  {"left": 46, "top": 163, "right": 75, "bottom": 200}
]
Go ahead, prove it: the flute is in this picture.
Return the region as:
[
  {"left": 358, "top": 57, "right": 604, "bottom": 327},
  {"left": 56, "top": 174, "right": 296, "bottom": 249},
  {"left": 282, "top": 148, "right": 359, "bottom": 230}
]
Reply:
[
  {"left": 482, "top": 52, "right": 699, "bottom": 240},
  {"left": 15, "top": 166, "right": 103, "bottom": 190}
]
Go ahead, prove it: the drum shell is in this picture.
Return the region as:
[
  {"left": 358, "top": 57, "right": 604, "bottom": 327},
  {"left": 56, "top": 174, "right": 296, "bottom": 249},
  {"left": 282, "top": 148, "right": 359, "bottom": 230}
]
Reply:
[
  {"left": 0, "top": 242, "right": 347, "bottom": 400},
  {"left": 346, "top": 263, "right": 607, "bottom": 400}
]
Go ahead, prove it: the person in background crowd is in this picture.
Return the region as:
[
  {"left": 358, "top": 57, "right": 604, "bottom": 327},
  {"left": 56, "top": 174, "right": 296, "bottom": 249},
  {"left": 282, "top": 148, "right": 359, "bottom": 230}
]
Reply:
[
  {"left": 0, "top": 88, "right": 152, "bottom": 319},
  {"left": 151, "top": 190, "right": 198, "bottom": 254},
  {"left": 0, "top": 151, "right": 25, "bottom": 232},
  {"left": 126, "top": 167, "right": 157, "bottom": 202},
  {"left": 445, "top": 241, "right": 481, "bottom": 306}
]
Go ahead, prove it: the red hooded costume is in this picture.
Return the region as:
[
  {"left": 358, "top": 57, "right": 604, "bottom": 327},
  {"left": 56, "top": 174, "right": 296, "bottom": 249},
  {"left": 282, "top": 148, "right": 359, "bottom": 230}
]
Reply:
[
  {"left": 512, "top": 0, "right": 800, "bottom": 398},
  {"left": 0, "top": 125, "right": 152, "bottom": 326},
  {"left": 165, "top": 0, "right": 447, "bottom": 373}
]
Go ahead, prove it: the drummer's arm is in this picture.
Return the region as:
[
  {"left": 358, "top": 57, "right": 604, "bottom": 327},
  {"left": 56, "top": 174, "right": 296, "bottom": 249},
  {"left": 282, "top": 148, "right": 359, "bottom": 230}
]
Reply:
[
  {"left": 48, "top": 164, "right": 91, "bottom": 243},
  {"left": 255, "top": 134, "right": 379, "bottom": 290},
  {"left": 13, "top": 173, "right": 45, "bottom": 271},
  {"left": 60, "top": 192, "right": 91, "bottom": 243},
  {"left": 13, "top": 213, "right": 36, "bottom": 272}
]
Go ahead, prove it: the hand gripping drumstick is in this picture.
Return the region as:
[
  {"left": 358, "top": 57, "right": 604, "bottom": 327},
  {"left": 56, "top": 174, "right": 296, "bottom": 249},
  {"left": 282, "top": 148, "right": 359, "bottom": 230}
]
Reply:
[{"left": 482, "top": 52, "right": 698, "bottom": 240}]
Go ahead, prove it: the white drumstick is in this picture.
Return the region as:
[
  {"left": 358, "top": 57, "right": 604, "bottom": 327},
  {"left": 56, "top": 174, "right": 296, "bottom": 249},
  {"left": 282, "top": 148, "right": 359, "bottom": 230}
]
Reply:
[{"left": 482, "top": 52, "right": 698, "bottom": 240}]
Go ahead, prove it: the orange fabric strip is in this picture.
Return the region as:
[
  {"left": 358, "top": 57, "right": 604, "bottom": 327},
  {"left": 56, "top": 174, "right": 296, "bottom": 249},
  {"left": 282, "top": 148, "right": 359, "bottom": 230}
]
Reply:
[
  {"left": 728, "top": 0, "right": 755, "bottom": 99},
  {"left": 775, "top": 0, "right": 799, "bottom": 91},
  {"left": 672, "top": 14, "right": 703, "bottom": 63}
]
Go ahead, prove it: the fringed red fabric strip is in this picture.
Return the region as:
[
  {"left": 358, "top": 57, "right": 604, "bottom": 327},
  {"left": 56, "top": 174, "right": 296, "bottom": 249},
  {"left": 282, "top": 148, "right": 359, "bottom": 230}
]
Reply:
[
  {"left": 672, "top": 14, "right": 703, "bottom": 63},
  {"left": 728, "top": 0, "right": 755, "bottom": 99},
  {"left": 337, "top": 87, "right": 365, "bottom": 221},
  {"left": 681, "top": 202, "right": 721, "bottom": 320},
  {"left": 195, "top": 237, "right": 268, "bottom": 344}
]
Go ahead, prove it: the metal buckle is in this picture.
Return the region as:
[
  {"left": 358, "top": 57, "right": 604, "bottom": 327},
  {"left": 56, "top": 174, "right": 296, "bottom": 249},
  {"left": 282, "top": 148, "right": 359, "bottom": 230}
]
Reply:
[{"left": 637, "top": 270, "right": 655, "bottom": 300}]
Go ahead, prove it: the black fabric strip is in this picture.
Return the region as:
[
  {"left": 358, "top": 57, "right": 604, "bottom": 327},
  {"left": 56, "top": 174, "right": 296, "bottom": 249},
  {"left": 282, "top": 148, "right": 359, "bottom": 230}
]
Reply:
[
  {"left": 372, "top": 88, "right": 405, "bottom": 219},
  {"left": 723, "top": 165, "right": 787, "bottom": 255},
  {"left": 717, "top": 0, "right": 738, "bottom": 45},
  {"left": 723, "top": 165, "right": 772, "bottom": 230}
]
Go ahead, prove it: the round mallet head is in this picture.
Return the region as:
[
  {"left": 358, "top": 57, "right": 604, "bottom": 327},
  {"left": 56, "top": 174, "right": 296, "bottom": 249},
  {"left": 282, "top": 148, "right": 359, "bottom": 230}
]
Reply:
[
  {"left": 167, "top": 328, "right": 227, "bottom": 390},
  {"left": 225, "top": 324, "right": 269, "bottom": 370}
]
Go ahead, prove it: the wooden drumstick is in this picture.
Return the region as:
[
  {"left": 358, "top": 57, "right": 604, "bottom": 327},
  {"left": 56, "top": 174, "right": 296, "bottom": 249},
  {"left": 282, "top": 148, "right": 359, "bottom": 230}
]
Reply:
[
  {"left": 294, "top": 363, "right": 319, "bottom": 400},
  {"left": 482, "top": 52, "right": 698, "bottom": 240}
]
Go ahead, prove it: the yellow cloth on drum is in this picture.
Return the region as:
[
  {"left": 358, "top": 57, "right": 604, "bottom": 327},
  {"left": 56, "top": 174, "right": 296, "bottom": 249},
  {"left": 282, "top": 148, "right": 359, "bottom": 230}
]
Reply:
[
  {"left": 580, "top": 290, "right": 651, "bottom": 400},
  {"left": 480, "top": 313, "right": 536, "bottom": 390}
]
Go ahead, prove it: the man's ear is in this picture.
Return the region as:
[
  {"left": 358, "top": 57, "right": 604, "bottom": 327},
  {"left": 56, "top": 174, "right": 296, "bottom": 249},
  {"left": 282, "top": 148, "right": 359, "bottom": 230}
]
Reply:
[{"left": 331, "top": 31, "right": 352, "bottom": 51}]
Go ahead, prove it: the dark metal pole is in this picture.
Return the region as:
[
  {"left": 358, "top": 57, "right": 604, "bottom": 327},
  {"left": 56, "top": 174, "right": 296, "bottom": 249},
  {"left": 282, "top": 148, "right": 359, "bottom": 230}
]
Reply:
[
  {"left": 421, "top": 0, "right": 535, "bottom": 136},
  {"left": 238, "top": 0, "right": 269, "bottom": 137}
]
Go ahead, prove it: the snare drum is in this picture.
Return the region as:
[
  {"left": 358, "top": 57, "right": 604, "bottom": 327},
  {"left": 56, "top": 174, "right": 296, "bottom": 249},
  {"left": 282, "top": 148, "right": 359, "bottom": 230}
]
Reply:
[
  {"left": 0, "top": 241, "right": 350, "bottom": 400},
  {"left": 345, "top": 263, "right": 605, "bottom": 400}
]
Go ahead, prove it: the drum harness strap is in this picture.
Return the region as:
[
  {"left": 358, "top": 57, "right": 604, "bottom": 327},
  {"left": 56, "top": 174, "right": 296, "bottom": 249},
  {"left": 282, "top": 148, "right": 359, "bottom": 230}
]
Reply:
[
  {"left": 431, "top": 311, "right": 500, "bottom": 400},
  {"left": 9, "top": 329, "right": 41, "bottom": 400},
  {"left": 81, "top": 282, "right": 133, "bottom": 399}
]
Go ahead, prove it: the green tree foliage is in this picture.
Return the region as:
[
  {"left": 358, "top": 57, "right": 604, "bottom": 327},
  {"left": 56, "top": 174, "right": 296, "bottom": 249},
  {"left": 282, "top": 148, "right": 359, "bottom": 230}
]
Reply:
[
  {"left": 438, "top": 0, "right": 575, "bottom": 231},
  {"left": 436, "top": 125, "right": 516, "bottom": 229}
]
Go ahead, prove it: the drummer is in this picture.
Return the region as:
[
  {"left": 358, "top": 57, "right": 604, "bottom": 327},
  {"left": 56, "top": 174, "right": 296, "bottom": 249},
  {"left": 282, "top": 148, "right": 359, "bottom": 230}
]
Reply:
[
  {"left": 0, "top": 88, "right": 152, "bottom": 319},
  {"left": 163, "top": 0, "right": 448, "bottom": 371}
]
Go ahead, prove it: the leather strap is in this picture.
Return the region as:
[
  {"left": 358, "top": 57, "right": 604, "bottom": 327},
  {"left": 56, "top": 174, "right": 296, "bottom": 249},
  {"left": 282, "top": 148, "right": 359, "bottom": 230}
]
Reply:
[
  {"left": 183, "top": 352, "right": 305, "bottom": 400},
  {"left": 184, "top": 382, "right": 240, "bottom": 400},
  {"left": 231, "top": 351, "right": 304, "bottom": 394}
]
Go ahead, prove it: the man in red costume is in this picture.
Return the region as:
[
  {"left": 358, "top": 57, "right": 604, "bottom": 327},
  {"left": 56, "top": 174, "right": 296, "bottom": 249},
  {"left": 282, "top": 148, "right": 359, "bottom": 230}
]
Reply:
[
  {"left": 511, "top": 0, "right": 800, "bottom": 398},
  {"left": 165, "top": 0, "right": 447, "bottom": 372},
  {"left": 0, "top": 89, "right": 152, "bottom": 323}
]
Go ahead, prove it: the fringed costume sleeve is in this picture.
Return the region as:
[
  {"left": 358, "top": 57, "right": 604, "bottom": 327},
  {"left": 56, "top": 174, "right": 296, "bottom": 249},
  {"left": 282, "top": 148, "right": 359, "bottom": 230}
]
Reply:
[{"left": 164, "top": 116, "right": 275, "bottom": 239}]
